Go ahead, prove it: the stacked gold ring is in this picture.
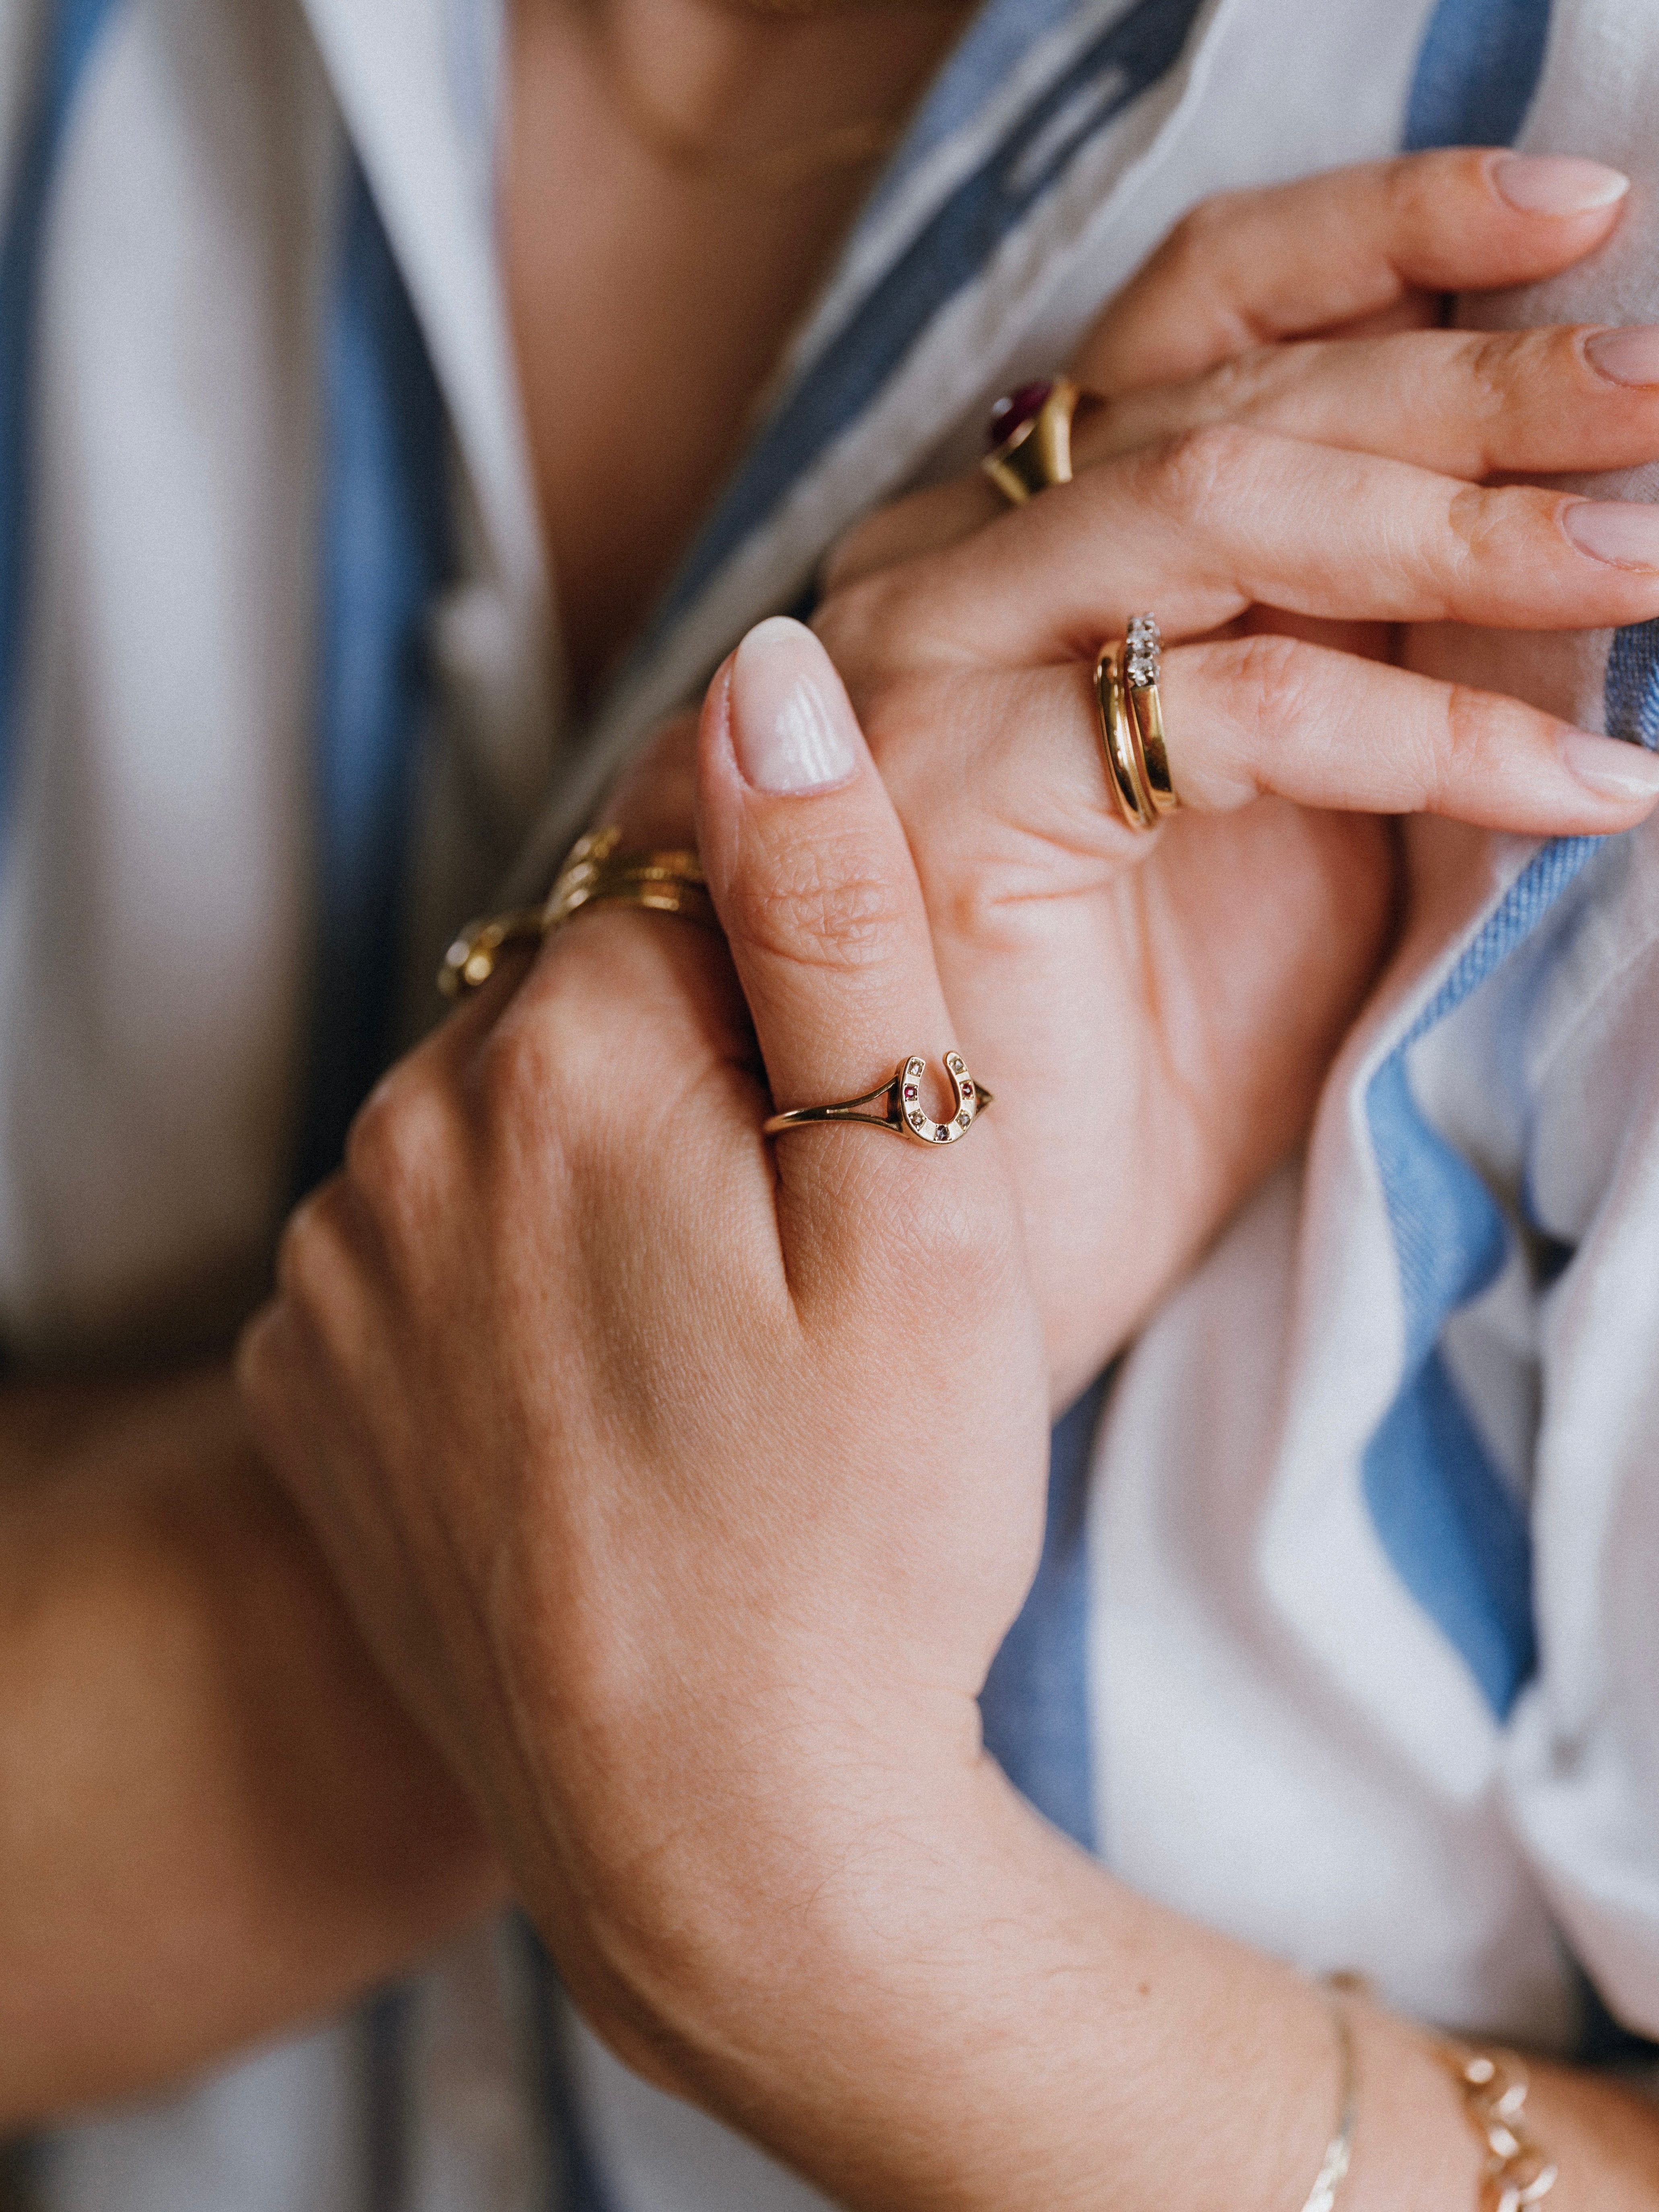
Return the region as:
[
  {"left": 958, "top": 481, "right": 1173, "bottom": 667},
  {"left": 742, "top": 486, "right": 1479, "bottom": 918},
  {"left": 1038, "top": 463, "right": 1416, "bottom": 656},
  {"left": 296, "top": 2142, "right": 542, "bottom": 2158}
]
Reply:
[
  {"left": 1094, "top": 614, "right": 1179, "bottom": 833},
  {"left": 437, "top": 826, "right": 717, "bottom": 997}
]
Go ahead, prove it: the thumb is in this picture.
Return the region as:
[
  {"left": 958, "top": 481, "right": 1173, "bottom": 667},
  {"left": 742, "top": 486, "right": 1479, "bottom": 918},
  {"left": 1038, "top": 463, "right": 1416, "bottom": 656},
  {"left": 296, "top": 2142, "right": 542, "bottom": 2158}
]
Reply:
[{"left": 696, "top": 617, "right": 996, "bottom": 1278}]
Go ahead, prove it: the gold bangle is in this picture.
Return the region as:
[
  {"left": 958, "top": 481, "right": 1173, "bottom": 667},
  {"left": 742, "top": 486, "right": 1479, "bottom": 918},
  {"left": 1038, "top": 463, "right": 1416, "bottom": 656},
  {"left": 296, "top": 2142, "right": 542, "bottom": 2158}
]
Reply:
[
  {"left": 1437, "top": 2042, "right": 1558, "bottom": 2212},
  {"left": 1298, "top": 1989, "right": 1359, "bottom": 2212}
]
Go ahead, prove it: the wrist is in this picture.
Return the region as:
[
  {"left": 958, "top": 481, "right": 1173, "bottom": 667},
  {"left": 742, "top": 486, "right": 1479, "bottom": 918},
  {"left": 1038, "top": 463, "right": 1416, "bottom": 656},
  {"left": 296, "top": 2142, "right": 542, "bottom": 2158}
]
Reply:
[{"left": 557, "top": 1691, "right": 1001, "bottom": 2089}]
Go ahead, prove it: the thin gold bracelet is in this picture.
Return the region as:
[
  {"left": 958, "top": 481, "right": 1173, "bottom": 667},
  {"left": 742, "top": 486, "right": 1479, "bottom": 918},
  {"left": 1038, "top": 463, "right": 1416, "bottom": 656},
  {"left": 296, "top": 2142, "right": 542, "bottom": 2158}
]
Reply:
[{"left": 1298, "top": 1989, "right": 1359, "bottom": 2212}]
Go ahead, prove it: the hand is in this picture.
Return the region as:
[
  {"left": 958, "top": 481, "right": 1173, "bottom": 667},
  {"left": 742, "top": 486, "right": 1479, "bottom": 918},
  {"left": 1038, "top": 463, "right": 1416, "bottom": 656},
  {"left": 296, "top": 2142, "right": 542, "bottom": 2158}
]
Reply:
[
  {"left": 808, "top": 148, "right": 1659, "bottom": 1400},
  {"left": 237, "top": 637, "right": 1050, "bottom": 2077},
  {"left": 238, "top": 637, "right": 1659, "bottom": 2206}
]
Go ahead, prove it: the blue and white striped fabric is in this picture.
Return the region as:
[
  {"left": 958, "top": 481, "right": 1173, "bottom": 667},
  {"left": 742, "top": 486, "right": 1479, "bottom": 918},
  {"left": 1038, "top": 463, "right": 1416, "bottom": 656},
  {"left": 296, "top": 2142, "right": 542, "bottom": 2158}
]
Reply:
[{"left": 6, "top": 0, "right": 1659, "bottom": 2204}]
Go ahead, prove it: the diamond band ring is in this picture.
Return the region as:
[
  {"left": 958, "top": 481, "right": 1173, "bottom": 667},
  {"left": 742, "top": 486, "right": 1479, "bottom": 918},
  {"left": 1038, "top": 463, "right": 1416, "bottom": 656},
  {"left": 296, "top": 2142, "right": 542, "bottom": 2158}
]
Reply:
[{"left": 1094, "top": 615, "right": 1178, "bottom": 832}]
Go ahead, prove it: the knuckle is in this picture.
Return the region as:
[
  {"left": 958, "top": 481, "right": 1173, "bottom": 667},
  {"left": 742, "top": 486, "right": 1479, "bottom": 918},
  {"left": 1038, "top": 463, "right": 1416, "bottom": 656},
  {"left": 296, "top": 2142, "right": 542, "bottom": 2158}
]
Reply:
[
  {"left": 729, "top": 826, "right": 910, "bottom": 978},
  {"left": 812, "top": 567, "right": 915, "bottom": 680},
  {"left": 1228, "top": 629, "right": 1323, "bottom": 736},
  {"left": 1458, "top": 330, "right": 1531, "bottom": 444},
  {"left": 233, "top": 1303, "right": 282, "bottom": 1412},
  {"left": 273, "top": 1178, "right": 357, "bottom": 1317},
  {"left": 1438, "top": 682, "right": 1508, "bottom": 790},
  {"left": 1145, "top": 421, "right": 1261, "bottom": 520},
  {"left": 1161, "top": 186, "right": 1246, "bottom": 270},
  {"left": 473, "top": 1009, "right": 571, "bottom": 1141},
  {"left": 344, "top": 1061, "right": 454, "bottom": 1221}
]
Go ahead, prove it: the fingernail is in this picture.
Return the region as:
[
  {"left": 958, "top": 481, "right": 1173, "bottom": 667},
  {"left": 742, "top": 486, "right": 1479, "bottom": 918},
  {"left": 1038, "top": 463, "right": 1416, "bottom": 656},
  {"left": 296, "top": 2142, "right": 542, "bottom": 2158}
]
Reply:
[
  {"left": 1492, "top": 154, "right": 1629, "bottom": 215},
  {"left": 1560, "top": 728, "right": 1659, "bottom": 801},
  {"left": 729, "top": 617, "right": 860, "bottom": 793},
  {"left": 1586, "top": 326, "right": 1659, "bottom": 387},
  {"left": 1562, "top": 499, "right": 1659, "bottom": 569}
]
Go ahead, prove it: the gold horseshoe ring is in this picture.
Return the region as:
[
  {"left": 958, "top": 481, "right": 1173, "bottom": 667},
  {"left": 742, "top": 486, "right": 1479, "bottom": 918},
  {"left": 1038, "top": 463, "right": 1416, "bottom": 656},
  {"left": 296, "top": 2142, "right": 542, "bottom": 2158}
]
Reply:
[{"left": 764, "top": 1053, "right": 992, "bottom": 1146}]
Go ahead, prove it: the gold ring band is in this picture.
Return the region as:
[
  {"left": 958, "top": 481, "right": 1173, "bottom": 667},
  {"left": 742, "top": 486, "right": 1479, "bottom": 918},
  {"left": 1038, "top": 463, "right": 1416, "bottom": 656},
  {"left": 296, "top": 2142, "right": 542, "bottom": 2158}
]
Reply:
[
  {"left": 764, "top": 1052, "right": 992, "bottom": 1147},
  {"left": 982, "top": 376, "right": 1088, "bottom": 505},
  {"left": 1094, "top": 615, "right": 1178, "bottom": 833},
  {"left": 437, "top": 827, "right": 717, "bottom": 997}
]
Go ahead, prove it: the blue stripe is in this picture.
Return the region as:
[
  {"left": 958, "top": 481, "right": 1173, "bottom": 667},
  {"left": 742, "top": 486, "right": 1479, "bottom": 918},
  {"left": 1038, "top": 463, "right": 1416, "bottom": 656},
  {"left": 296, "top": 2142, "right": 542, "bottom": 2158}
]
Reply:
[
  {"left": 363, "top": 1986, "right": 412, "bottom": 2212},
  {"left": 1361, "top": 838, "right": 1598, "bottom": 1718},
  {"left": 291, "top": 156, "right": 453, "bottom": 1195},
  {"left": 1363, "top": 1348, "right": 1536, "bottom": 1717},
  {"left": 1606, "top": 619, "right": 1659, "bottom": 752},
  {"left": 633, "top": 0, "right": 1206, "bottom": 662},
  {"left": 1402, "top": 0, "right": 1553, "bottom": 149},
  {"left": 1356, "top": 0, "right": 1571, "bottom": 1719},
  {"left": 519, "top": 1920, "right": 618, "bottom": 2212},
  {"left": 0, "top": 0, "right": 127, "bottom": 841},
  {"left": 980, "top": 1371, "right": 1107, "bottom": 1852}
]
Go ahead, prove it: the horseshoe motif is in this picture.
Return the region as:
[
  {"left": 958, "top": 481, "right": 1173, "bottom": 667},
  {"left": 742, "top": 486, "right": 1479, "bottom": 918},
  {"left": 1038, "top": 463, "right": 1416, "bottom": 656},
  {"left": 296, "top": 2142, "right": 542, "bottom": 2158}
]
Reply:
[{"left": 763, "top": 1053, "right": 992, "bottom": 1146}]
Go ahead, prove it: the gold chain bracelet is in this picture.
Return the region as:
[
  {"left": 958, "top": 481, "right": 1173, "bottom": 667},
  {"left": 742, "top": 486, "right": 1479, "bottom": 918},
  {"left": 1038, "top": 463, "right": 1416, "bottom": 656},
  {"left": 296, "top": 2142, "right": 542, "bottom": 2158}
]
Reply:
[{"left": 1438, "top": 2042, "right": 1558, "bottom": 2212}]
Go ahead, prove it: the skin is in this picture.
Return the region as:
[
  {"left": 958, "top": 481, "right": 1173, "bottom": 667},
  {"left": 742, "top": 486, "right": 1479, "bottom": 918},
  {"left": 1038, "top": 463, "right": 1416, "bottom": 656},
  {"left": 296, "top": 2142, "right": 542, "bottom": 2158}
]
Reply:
[
  {"left": 617, "top": 151, "right": 1659, "bottom": 1400},
  {"left": 0, "top": 1369, "right": 504, "bottom": 2125},
  {"left": 231, "top": 142, "right": 1659, "bottom": 2212},
  {"left": 505, "top": 0, "right": 977, "bottom": 702},
  {"left": 238, "top": 631, "right": 1659, "bottom": 2208},
  {"left": 4, "top": 22, "right": 1656, "bottom": 2169},
  {"left": 2, "top": 0, "right": 985, "bottom": 2121}
]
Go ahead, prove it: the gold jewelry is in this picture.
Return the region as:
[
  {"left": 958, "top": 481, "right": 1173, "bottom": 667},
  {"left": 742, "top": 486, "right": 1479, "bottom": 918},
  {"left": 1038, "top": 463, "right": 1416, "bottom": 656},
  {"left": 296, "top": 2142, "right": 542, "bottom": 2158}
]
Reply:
[
  {"left": 1298, "top": 1988, "right": 1359, "bottom": 2212},
  {"left": 542, "top": 825, "right": 716, "bottom": 929},
  {"left": 436, "top": 828, "right": 717, "bottom": 997},
  {"left": 1437, "top": 2043, "right": 1558, "bottom": 2212},
  {"left": 982, "top": 376, "right": 1093, "bottom": 504},
  {"left": 764, "top": 1051, "right": 991, "bottom": 1145},
  {"left": 1093, "top": 615, "right": 1177, "bottom": 832},
  {"left": 436, "top": 908, "right": 548, "bottom": 996}
]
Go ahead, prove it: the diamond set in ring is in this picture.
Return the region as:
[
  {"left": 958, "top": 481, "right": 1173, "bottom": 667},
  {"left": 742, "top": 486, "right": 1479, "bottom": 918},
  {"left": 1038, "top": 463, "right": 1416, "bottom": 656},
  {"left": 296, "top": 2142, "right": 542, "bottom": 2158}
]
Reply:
[{"left": 1125, "top": 612, "right": 1161, "bottom": 691}]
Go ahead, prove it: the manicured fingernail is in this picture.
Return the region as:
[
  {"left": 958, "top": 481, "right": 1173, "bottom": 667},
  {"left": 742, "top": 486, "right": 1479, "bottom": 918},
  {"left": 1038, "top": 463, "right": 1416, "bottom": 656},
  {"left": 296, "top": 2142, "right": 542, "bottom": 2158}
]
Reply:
[
  {"left": 1560, "top": 729, "right": 1659, "bottom": 801},
  {"left": 1586, "top": 326, "right": 1659, "bottom": 387},
  {"left": 728, "top": 617, "right": 860, "bottom": 793},
  {"left": 1492, "top": 153, "right": 1629, "bottom": 215},
  {"left": 1562, "top": 500, "right": 1659, "bottom": 569}
]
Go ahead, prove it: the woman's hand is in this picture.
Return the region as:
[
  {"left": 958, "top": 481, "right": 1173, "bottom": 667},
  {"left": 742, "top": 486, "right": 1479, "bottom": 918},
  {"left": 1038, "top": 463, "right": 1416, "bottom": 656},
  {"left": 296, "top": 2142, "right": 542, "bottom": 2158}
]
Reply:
[
  {"left": 238, "top": 644, "right": 1659, "bottom": 2212},
  {"left": 237, "top": 627, "right": 1050, "bottom": 2079},
  {"left": 809, "top": 148, "right": 1659, "bottom": 1402}
]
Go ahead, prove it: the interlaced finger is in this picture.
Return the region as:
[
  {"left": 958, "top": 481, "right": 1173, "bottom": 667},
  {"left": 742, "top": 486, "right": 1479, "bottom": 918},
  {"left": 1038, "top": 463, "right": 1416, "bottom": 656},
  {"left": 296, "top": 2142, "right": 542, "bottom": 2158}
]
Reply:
[
  {"left": 1083, "top": 148, "right": 1628, "bottom": 394},
  {"left": 820, "top": 426, "right": 1659, "bottom": 676}
]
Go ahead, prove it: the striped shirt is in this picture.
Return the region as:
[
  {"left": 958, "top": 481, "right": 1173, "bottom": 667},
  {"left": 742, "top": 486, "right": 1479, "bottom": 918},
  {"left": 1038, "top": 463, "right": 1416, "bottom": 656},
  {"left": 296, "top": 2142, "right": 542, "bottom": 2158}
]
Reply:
[{"left": 4, "top": 0, "right": 1658, "bottom": 2204}]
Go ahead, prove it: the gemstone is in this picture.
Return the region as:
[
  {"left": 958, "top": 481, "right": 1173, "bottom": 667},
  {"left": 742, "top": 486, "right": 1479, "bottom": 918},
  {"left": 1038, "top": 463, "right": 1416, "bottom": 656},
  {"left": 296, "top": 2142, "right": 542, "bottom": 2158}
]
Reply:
[
  {"left": 903, "top": 1085, "right": 917, "bottom": 1100},
  {"left": 935, "top": 1127, "right": 951, "bottom": 1141},
  {"left": 910, "top": 1110, "right": 924, "bottom": 1126},
  {"left": 986, "top": 380, "right": 1052, "bottom": 452},
  {"left": 960, "top": 1081, "right": 972, "bottom": 1097},
  {"left": 958, "top": 1112, "right": 971, "bottom": 1127}
]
